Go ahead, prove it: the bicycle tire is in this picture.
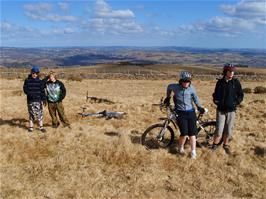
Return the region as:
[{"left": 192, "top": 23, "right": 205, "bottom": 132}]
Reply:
[
  {"left": 197, "top": 121, "right": 216, "bottom": 147},
  {"left": 141, "top": 123, "right": 175, "bottom": 149}
]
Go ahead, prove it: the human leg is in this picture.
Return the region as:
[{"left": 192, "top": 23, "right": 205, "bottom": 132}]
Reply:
[
  {"left": 27, "top": 102, "right": 36, "bottom": 132},
  {"left": 213, "top": 110, "right": 226, "bottom": 146},
  {"left": 176, "top": 112, "right": 188, "bottom": 154},
  {"left": 48, "top": 102, "right": 59, "bottom": 127},
  {"left": 222, "top": 111, "right": 236, "bottom": 154},
  {"left": 56, "top": 102, "right": 70, "bottom": 126},
  {"left": 187, "top": 111, "right": 197, "bottom": 158},
  {"left": 223, "top": 111, "right": 236, "bottom": 145},
  {"left": 34, "top": 102, "right": 45, "bottom": 132}
]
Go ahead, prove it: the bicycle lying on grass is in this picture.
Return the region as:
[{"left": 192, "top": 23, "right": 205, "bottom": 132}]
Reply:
[
  {"left": 78, "top": 107, "right": 126, "bottom": 119},
  {"left": 141, "top": 102, "right": 216, "bottom": 149}
]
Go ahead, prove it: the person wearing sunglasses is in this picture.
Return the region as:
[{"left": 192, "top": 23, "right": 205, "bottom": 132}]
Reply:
[{"left": 23, "top": 66, "right": 47, "bottom": 133}]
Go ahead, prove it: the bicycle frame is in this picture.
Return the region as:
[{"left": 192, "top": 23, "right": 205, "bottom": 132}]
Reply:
[
  {"left": 157, "top": 105, "right": 212, "bottom": 138},
  {"left": 142, "top": 104, "right": 216, "bottom": 149},
  {"left": 155, "top": 106, "right": 178, "bottom": 140}
]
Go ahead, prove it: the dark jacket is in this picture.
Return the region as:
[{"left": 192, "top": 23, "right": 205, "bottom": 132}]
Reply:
[
  {"left": 45, "top": 80, "right": 66, "bottom": 103},
  {"left": 213, "top": 77, "right": 244, "bottom": 112},
  {"left": 23, "top": 75, "right": 46, "bottom": 103}
]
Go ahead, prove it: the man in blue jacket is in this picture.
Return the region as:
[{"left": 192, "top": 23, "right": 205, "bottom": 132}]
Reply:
[
  {"left": 212, "top": 64, "right": 244, "bottom": 154},
  {"left": 23, "top": 66, "right": 47, "bottom": 133}
]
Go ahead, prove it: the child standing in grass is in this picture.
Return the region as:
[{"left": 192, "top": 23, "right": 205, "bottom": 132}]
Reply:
[
  {"left": 46, "top": 71, "right": 70, "bottom": 128},
  {"left": 23, "top": 66, "right": 47, "bottom": 133}
]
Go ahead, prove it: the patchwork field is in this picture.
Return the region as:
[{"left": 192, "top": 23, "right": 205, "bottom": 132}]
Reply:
[{"left": 0, "top": 77, "right": 265, "bottom": 199}]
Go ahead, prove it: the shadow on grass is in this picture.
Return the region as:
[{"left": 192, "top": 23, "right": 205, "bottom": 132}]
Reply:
[
  {"left": 104, "top": 131, "right": 120, "bottom": 137},
  {"left": 0, "top": 118, "right": 28, "bottom": 130},
  {"left": 0, "top": 118, "right": 51, "bottom": 130}
]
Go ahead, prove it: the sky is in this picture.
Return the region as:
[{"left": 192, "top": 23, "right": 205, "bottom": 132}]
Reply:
[{"left": 1, "top": 0, "right": 266, "bottom": 48}]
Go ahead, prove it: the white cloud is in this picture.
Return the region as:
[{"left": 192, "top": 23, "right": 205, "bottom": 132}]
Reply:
[
  {"left": 220, "top": 0, "right": 266, "bottom": 19},
  {"left": 24, "top": 2, "right": 77, "bottom": 22},
  {"left": 220, "top": 0, "right": 266, "bottom": 25},
  {"left": 23, "top": 3, "right": 52, "bottom": 12},
  {"left": 63, "top": 27, "right": 75, "bottom": 34},
  {"left": 0, "top": 21, "right": 13, "bottom": 31},
  {"left": 0, "top": 20, "right": 75, "bottom": 41},
  {"left": 176, "top": 16, "right": 257, "bottom": 35},
  {"left": 87, "top": 0, "right": 143, "bottom": 34},
  {"left": 95, "top": 0, "right": 134, "bottom": 18},
  {"left": 58, "top": 2, "right": 69, "bottom": 11},
  {"left": 175, "top": 0, "right": 266, "bottom": 36},
  {"left": 0, "top": 21, "right": 41, "bottom": 39}
]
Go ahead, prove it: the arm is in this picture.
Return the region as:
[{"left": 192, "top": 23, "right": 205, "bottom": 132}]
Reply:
[
  {"left": 163, "top": 84, "right": 172, "bottom": 105},
  {"left": 40, "top": 80, "right": 47, "bottom": 102},
  {"left": 59, "top": 81, "right": 66, "bottom": 101},
  {"left": 23, "top": 79, "right": 28, "bottom": 95},
  {"left": 191, "top": 86, "right": 202, "bottom": 108},
  {"left": 235, "top": 80, "right": 244, "bottom": 105},
  {"left": 212, "top": 81, "right": 220, "bottom": 105}
]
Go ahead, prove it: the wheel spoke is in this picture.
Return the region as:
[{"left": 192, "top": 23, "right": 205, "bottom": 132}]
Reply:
[{"left": 142, "top": 124, "right": 174, "bottom": 149}]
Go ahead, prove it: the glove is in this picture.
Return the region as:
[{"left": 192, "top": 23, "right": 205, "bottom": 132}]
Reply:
[
  {"left": 42, "top": 101, "right": 47, "bottom": 107},
  {"left": 163, "top": 97, "right": 170, "bottom": 106},
  {"left": 198, "top": 107, "right": 205, "bottom": 114}
]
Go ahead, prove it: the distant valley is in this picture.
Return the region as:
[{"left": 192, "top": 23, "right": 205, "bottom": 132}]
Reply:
[{"left": 1, "top": 47, "right": 266, "bottom": 68}]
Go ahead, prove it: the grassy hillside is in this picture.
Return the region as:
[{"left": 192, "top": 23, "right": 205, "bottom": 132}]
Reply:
[
  {"left": 0, "top": 78, "right": 265, "bottom": 199},
  {"left": 1, "top": 64, "right": 266, "bottom": 81}
]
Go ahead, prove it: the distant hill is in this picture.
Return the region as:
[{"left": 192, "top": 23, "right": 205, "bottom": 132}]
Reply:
[{"left": 0, "top": 47, "right": 265, "bottom": 68}]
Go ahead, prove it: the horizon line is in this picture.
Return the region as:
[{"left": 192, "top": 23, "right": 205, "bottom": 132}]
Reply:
[{"left": 1, "top": 46, "right": 266, "bottom": 51}]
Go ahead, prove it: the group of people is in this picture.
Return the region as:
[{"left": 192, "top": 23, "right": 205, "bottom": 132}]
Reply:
[
  {"left": 23, "top": 66, "right": 70, "bottom": 133},
  {"left": 23, "top": 63, "right": 244, "bottom": 158},
  {"left": 164, "top": 64, "right": 244, "bottom": 158}
]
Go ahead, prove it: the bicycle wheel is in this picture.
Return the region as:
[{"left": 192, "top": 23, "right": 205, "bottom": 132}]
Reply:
[
  {"left": 197, "top": 121, "right": 216, "bottom": 147},
  {"left": 141, "top": 123, "right": 175, "bottom": 149}
]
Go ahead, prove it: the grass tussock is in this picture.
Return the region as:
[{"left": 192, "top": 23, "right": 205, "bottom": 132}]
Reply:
[
  {"left": 67, "top": 75, "right": 83, "bottom": 82},
  {"left": 242, "top": 87, "right": 252, "bottom": 93},
  {"left": 254, "top": 86, "right": 266, "bottom": 94}
]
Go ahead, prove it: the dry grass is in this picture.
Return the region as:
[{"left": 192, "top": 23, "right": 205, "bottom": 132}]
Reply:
[{"left": 0, "top": 78, "right": 266, "bottom": 199}]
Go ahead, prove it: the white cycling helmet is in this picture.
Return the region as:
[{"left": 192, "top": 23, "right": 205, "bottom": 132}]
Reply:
[{"left": 179, "top": 71, "right": 192, "bottom": 82}]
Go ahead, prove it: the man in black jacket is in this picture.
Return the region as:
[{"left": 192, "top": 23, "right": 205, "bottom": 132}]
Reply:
[
  {"left": 23, "top": 66, "right": 47, "bottom": 133},
  {"left": 46, "top": 71, "right": 70, "bottom": 128},
  {"left": 212, "top": 63, "right": 244, "bottom": 154}
]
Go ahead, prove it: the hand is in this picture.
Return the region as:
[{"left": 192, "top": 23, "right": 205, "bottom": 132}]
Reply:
[
  {"left": 198, "top": 107, "right": 205, "bottom": 114},
  {"left": 43, "top": 101, "right": 47, "bottom": 107},
  {"left": 213, "top": 100, "right": 219, "bottom": 105},
  {"left": 163, "top": 97, "right": 170, "bottom": 107}
]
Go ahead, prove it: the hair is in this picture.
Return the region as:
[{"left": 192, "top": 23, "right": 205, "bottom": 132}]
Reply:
[{"left": 49, "top": 71, "right": 57, "bottom": 79}]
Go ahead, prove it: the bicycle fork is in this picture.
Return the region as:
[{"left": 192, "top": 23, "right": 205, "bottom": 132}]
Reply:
[{"left": 156, "top": 120, "right": 170, "bottom": 141}]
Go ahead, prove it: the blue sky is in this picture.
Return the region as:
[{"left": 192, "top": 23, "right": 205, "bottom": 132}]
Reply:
[{"left": 1, "top": 0, "right": 266, "bottom": 48}]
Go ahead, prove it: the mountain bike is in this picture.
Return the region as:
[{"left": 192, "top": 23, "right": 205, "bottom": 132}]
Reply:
[{"left": 141, "top": 104, "right": 216, "bottom": 149}]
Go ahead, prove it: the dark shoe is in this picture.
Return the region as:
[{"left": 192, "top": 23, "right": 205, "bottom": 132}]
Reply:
[
  {"left": 52, "top": 123, "right": 60, "bottom": 128},
  {"left": 63, "top": 123, "right": 71, "bottom": 129},
  {"left": 40, "top": 128, "right": 46, "bottom": 133},
  {"left": 28, "top": 127, "right": 33, "bottom": 133},
  {"left": 211, "top": 144, "right": 219, "bottom": 151},
  {"left": 223, "top": 145, "right": 231, "bottom": 155}
]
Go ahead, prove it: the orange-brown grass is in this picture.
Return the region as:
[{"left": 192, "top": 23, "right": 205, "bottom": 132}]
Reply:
[{"left": 0, "top": 78, "right": 265, "bottom": 199}]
